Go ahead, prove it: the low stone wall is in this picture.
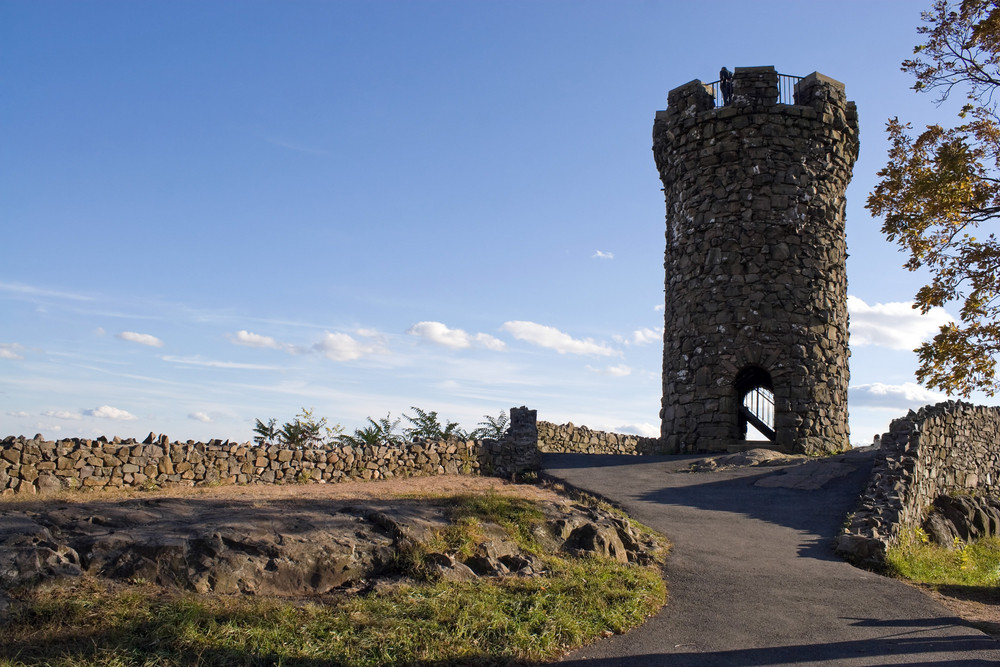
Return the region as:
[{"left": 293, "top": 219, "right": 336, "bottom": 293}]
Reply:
[
  {"left": 0, "top": 407, "right": 540, "bottom": 495},
  {"left": 836, "top": 401, "right": 1000, "bottom": 566},
  {"left": 537, "top": 421, "right": 664, "bottom": 456}
]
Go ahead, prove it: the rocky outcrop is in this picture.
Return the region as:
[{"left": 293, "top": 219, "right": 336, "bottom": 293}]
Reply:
[
  {"left": 922, "top": 495, "right": 1000, "bottom": 546},
  {"left": 0, "top": 488, "right": 659, "bottom": 598}
]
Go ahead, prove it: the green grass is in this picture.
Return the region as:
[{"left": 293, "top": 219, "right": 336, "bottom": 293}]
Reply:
[
  {"left": 0, "top": 493, "right": 668, "bottom": 666},
  {"left": 887, "top": 532, "right": 1000, "bottom": 587}
]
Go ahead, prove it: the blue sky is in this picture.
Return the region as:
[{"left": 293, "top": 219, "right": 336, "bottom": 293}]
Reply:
[{"left": 1, "top": 0, "right": 988, "bottom": 445}]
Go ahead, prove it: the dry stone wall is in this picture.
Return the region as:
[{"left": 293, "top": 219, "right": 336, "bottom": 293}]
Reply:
[
  {"left": 836, "top": 402, "right": 1000, "bottom": 566},
  {"left": 653, "top": 67, "right": 858, "bottom": 455},
  {"left": 537, "top": 421, "right": 664, "bottom": 456},
  {"left": 0, "top": 407, "right": 540, "bottom": 495}
]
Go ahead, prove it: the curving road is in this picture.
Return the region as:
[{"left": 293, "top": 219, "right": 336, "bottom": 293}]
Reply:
[{"left": 543, "top": 448, "right": 999, "bottom": 665}]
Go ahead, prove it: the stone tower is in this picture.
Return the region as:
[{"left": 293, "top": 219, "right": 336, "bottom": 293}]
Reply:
[{"left": 653, "top": 67, "right": 859, "bottom": 455}]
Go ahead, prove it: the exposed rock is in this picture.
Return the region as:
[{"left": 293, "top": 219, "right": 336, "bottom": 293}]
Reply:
[
  {"left": 689, "top": 449, "right": 804, "bottom": 472},
  {"left": 922, "top": 495, "right": 1000, "bottom": 546},
  {"left": 562, "top": 522, "right": 629, "bottom": 564},
  {"left": 923, "top": 511, "right": 960, "bottom": 546},
  {"left": 0, "top": 487, "right": 657, "bottom": 598}
]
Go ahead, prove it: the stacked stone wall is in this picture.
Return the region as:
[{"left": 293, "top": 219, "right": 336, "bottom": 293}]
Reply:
[
  {"left": 0, "top": 407, "right": 540, "bottom": 495},
  {"left": 654, "top": 67, "right": 859, "bottom": 455},
  {"left": 837, "top": 402, "right": 1000, "bottom": 566},
  {"left": 537, "top": 421, "right": 664, "bottom": 455}
]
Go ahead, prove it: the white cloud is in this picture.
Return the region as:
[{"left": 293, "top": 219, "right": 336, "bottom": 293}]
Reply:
[
  {"left": 501, "top": 321, "right": 619, "bottom": 357},
  {"left": 42, "top": 409, "right": 83, "bottom": 420},
  {"left": 593, "top": 250, "right": 614, "bottom": 260},
  {"left": 849, "top": 382, "right": 946, "bottom": 410},
  {"left": 612, "top": 422, "right": 660, "bottom": 438},
  {"left": 587, "top": 364, "right": 632, "bottom": 377},
  {"left": 848, "top": 296, "right": 952, "bottom": 351},
  {"left": 615, "top": 327, "right": 662, "bottom": 346},
  {"left": 0, "top": 343, "right": 24, "bottom": 360},
  {"left": 117, "top": 331, "right": 164, "bottom": 348},
  {"left": 229, "top": 330, "right": 306, "bottom": 354},
  {"left": 230, "top": 330, "right": 282, "bottom": 349},
  {"left": 654, "top": 304, "right": 664, "bottom": 312},
  {"left": 314, "top": 332, "right": 384, "bottom": 361},
  {"left": 189, "top": 411, "right": 213, "bottom": 423},
  {"left": 86, "top": 405, "right": 137, "bottom": 421},
  {"left": 6, "top": 411, "right": 29, "bottom": 418},
  {"left": 406, "top": 321, "right": 507, "bottom": 351}
]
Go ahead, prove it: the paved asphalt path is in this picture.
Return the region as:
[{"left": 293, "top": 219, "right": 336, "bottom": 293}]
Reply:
[{"left": 543, "top": 449, "right": 999, "bottom": 665}]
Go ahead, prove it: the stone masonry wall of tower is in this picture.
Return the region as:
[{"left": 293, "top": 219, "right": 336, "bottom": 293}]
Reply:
[{"left": 653, "top": 67, "right": 859, "bottom": 455}]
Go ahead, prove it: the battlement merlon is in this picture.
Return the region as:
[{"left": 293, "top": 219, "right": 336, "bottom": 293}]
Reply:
[{"left": 655, "top": 66, "right": 857, "bottom": 135}]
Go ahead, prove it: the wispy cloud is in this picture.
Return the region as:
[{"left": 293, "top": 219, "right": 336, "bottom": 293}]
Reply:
[
  {"left": 6, "top": 411, "right": 29, "bottom": 418},
  {"left": 189, "top": 411, "right": 213, "bottom": 423},
  {"left": 0, "top": 343, "right": 24, "bottom": 360},
  {"left": 592, "top": 250, "right": 614, "bottom": 260},
  {"left": 117, "top": 331, "right": 164, "bottom": 348},
  {"left": 848, "top": 296, "right": 952, "bottom": 350},
  {"left": 0, "top": 281, "right": 94, "bottom": 301},
  {"left": 849, "top": 382, "right": 946, "bottom": 410},
  {"left": 42, "top": 409, "right": 83, "bottom": 420},
  {"left": 406, "top": 321, "right": 506, "bottom": 351},
  {"left": 162, "top": 355, "right": 281, "bottom": 371},
  {"left": 262, "top": 136, "right": 329, "bottom": 156},
  {"left": 86, "top": 405, "right": 137, "bottom": 421},
  {"left": 501, "top": 321, "right": 619, "bottom": 357}
]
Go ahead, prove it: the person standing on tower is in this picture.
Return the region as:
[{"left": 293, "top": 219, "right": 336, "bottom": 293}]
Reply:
[{"left": 720, "top": 67, "right": 733, "bottom": 106}]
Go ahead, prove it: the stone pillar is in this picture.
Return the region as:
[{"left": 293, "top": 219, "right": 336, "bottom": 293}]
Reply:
[{"left": 653, "top": 66, "right": 859, "bottom": 455}]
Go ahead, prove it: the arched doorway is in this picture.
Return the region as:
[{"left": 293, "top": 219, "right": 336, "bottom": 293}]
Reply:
[{"left": 735, "top": 366, "right": 775, "bottom": 442}]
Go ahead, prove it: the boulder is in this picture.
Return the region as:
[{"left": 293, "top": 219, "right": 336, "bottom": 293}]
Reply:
[
  {"left": 562, "top": 522, "right": 629, "bottom": 563},
  {"left": 923, "top": 494, "right": 1000, "bottom": 545}
]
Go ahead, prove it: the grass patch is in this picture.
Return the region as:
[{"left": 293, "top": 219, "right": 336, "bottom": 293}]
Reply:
[
  {"left": 1, "top": 556, "right": 665, "bottom": 666},
  {"left": 448, "top": 492, "right": 547, "bottom": 554},
  {"left": 1, "top": 492, "right": 668, "bottom": 666},
  {"left": 887, "top": 532, "right": 1000, "bottom": 587}
]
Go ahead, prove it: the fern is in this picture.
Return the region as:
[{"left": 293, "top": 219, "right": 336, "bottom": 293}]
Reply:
[
  {"left": 471, "top": 409, "right": 509, "bottom": 440},
  {"left": 404, "top": 406, "right": 467, "bottom": 441}
]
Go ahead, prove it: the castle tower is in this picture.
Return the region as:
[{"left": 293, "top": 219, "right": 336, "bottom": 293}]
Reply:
[{"left": 653, "top": 67, "right": 859, "bottom": 455}]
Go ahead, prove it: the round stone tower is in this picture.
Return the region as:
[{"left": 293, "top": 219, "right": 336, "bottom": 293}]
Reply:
[{"left": 653, "top": 66, "right": 859, "bottom": 455}]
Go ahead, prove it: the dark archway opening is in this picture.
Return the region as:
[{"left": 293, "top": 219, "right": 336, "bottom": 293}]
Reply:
[{"left": 735, "top": 366, "right": 775, "bottom": 442}]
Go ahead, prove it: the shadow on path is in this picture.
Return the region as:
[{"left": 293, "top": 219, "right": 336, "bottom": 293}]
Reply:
[{"left": 558, "top": 631, "right": 997, "bottom": 666}]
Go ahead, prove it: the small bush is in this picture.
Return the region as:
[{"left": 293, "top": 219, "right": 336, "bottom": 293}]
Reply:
[{"left": 887, "top": 535, "right": 1000, "bottom": 587}]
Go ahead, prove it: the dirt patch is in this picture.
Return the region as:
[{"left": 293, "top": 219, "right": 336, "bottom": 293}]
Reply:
[
  {"left": 912, "top": 583, "right": 1000, "bottom": 639},
  {"left": 0, "top": 473, "right": 560, "bottom": 509}
]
